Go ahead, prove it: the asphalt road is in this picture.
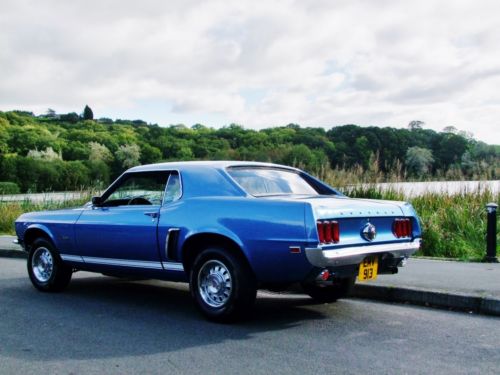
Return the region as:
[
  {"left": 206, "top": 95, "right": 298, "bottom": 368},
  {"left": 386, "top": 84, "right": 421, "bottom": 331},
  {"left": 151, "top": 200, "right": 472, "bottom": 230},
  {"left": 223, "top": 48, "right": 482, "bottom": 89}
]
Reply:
[{"left": 1, "top": 258, "right": 498, "bottom": 375}]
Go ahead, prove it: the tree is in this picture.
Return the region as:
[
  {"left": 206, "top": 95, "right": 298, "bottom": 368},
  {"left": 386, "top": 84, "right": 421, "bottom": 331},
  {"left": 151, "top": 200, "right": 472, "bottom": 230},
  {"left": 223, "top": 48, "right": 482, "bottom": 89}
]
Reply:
[
  {"left": 89, "top": 142, "right": 113, "bottom": 163},
  {"left": 83, "top": 105, "right": 94, "bottom": 120},
  {"left": 408, "top": 120, "right": 425, "bottom": 130},
  {"left": 45, "top": 108, "right": 56, "bottom": 118},
  {"left": 405, "top": 146, "right": 434, "bottom": 176},
  {"left": 442, "top": 126, "right": 458, "bottom": 134},
  {"left": 116, "top": 144, "right": 141, "bottom": 169},
  {"left": 60, "top": 112, "right": 80, "bottom": 123},
  {"left": 27, "top": 147, "right": 62, "bottom": 161}
]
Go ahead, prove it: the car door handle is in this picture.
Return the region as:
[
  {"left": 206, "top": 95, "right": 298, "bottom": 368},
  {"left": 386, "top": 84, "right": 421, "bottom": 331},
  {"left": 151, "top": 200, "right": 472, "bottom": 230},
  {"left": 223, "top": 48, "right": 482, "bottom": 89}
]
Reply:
[{"left": 144, "top": 212, "right": 159, "bottom": 219}]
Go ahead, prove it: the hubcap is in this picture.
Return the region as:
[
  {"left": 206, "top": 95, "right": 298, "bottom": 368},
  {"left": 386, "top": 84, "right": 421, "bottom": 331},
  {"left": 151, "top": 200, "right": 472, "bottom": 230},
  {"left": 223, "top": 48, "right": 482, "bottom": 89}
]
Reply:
[
  {"left": 32, "top": 247, "right": 53, "bottom": 283},
  {"left": 198, "top": 260, "right": 232, "bottom": 308}
]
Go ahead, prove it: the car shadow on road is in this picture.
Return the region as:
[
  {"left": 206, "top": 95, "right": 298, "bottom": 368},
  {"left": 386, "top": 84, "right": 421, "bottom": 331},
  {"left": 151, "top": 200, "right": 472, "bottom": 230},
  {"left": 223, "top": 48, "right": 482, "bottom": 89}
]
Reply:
[{"left": 1, "top": 274, "right": 335, "bottom": 361}]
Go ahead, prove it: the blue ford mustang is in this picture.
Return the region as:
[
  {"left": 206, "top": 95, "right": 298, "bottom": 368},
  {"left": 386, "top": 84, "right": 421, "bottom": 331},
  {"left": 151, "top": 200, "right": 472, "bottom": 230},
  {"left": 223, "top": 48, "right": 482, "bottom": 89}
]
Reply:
[{"left": 15, "top": 161, "right": 421, "bottom": 321}]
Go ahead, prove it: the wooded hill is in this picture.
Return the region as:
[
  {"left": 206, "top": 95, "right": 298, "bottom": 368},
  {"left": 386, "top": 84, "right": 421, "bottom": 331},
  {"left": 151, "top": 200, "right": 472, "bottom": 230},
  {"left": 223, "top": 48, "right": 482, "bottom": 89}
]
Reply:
[{"left": 0, "top": 110, "right": 498, "bottom": 193}]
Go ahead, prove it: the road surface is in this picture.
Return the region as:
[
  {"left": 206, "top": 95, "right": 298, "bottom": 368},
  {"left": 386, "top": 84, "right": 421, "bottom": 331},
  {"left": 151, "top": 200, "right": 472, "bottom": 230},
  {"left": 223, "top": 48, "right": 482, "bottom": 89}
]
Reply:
[{"left": 0, "top": 258, "right": 498, "bottom": 374}]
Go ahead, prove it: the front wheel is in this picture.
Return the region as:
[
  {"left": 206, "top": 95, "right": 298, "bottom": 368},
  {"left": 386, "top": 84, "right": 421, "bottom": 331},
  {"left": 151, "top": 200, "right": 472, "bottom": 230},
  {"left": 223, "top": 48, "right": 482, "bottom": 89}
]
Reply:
[
  {"left": 190, "top": 248, "right": 256, "bottom": 322},
  {"left": 301, "top": 277, "right": 355, "bottom": 303},
  {"left": 27, "top": 238, "right": 72, "bottom": 292}
]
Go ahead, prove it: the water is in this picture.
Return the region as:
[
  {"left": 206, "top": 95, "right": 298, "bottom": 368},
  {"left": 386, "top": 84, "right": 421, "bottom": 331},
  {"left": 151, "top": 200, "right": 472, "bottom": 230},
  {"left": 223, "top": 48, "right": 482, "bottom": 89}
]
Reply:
[
  {"left": 0, "top": 180, "right": 498, "bottom": 202},
  {"left": 371, "top": 180, "right": 499, "bottom": 197}
]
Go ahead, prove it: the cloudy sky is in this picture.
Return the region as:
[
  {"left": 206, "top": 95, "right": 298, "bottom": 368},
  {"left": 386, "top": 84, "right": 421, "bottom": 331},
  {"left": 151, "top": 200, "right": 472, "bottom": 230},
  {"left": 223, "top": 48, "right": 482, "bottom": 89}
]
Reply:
[{"left": 1, "top": 0, "right": 499, "bottom": 144}]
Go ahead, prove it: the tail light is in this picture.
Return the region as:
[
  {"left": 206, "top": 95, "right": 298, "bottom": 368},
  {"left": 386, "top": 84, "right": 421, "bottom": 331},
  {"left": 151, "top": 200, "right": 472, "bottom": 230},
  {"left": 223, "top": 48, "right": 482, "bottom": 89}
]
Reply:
[
  {"left": 316, "top": 220, "right": 339, "bottom": 244},
  {"left": 393, "top": 218, "right": 412, "bottom": 238}
]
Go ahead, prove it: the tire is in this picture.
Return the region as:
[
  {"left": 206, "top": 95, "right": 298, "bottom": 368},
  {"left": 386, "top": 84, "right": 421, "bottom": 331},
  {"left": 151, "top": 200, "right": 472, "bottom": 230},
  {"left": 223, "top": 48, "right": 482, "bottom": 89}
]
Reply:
[
  {"left": 27, "top": 238, "right": 72, "bottom": 292},
  {"left": 190, "top": 247, "right": 257, "bottom": 322},
  {"left": 301, "top": 277, "right": 355, "bottom": 303}
]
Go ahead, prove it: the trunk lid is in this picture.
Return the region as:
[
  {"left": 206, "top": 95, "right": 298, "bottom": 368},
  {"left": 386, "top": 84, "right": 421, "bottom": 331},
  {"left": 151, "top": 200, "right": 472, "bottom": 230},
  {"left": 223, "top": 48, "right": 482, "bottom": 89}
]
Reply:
[{"left": 303, "top": 196, "right": 405, "bottom": 220}]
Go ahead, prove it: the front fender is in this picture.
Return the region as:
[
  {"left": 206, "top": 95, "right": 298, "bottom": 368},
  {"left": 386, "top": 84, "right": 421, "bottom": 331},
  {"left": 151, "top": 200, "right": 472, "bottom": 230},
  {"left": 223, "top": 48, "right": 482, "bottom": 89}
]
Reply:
[{"left": 22, "top": 224, "right": 58, "bottom": 249}]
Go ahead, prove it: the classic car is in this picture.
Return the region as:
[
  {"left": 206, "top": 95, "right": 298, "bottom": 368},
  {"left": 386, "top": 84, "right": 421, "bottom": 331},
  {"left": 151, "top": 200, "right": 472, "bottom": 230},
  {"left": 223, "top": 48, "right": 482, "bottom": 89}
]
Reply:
[{"left": 15, "top": 161, "right": 422, "bottom": 321}]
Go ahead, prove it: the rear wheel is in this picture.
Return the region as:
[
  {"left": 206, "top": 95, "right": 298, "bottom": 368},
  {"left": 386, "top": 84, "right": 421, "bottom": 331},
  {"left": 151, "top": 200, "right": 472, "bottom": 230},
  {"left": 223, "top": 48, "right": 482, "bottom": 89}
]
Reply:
[
  {"left": 302, "top": 277, "right": 355, "bottom": 303},
  {"left": 27, "top": 238, "right": 72, "bottom": 292},
  {"left": 190, "top": 247, "right": 256, "bottom": 322}
]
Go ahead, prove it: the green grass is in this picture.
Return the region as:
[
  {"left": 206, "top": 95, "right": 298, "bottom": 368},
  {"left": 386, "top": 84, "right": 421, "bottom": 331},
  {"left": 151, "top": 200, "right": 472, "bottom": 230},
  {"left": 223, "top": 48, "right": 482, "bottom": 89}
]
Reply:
[{"left": 343, "top": 185, "right": 499, "bottom": 261}]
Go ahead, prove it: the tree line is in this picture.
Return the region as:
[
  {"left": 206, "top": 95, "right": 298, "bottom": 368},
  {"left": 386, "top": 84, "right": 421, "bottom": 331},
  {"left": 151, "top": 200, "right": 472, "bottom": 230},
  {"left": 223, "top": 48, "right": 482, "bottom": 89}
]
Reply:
[{"left": 0, "top": 109, "right": 498, "bottom": 193}]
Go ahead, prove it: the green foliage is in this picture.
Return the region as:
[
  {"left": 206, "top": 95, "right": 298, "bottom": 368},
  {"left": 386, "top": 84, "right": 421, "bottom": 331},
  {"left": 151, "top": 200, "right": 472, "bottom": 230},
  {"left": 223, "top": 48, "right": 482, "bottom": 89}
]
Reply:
[
  {"left": 116, "top": 144, "right": 141, "bottom": 169},
  {"left": 60, "top": 112, "right": 80, "bottom": 123},
  {"left": 0, "top": 109, "right": 498, "bottom": 193},
  {"left": 405, "top": 146, "right": 434, "bottom": 176},
  {"left": 0, "top": 182, "right": 20, "bottom": 194}
]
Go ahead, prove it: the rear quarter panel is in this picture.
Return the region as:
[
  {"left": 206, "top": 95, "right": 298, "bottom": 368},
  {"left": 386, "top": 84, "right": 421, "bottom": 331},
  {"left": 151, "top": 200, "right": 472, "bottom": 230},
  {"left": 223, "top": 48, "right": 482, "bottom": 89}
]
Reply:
[{"left": 162, "top": 197, "right": 315, "bottom": 283}]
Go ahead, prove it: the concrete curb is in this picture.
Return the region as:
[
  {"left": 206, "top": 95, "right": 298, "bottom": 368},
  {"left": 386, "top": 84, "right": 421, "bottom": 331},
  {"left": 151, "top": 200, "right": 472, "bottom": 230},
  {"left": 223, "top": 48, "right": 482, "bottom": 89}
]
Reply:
[
  {"left": 0, "top": 249, "right": 27, "bottom": 259},
  {"left": 352, "top": 284, "right": 500, "bottom": 317}
]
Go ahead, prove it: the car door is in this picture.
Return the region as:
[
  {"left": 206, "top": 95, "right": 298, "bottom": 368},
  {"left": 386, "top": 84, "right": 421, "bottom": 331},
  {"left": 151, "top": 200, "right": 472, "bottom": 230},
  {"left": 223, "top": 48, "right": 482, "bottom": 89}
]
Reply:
[{"left": 74, "top": 171, "right": 170, "bottom": 270}]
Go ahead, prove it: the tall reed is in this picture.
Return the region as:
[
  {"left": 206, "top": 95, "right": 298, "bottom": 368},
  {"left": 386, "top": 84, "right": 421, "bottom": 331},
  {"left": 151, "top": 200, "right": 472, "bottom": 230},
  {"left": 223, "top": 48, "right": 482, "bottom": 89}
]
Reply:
[{"left": 345, "top": 185, "right": 499, "bottom": 260}]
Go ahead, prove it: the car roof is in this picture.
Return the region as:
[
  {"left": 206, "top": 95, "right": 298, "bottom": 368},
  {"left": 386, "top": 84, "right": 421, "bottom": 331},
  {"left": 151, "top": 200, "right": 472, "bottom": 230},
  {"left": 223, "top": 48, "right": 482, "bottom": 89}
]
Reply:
[{"left": 128, "top": 160, "right": 300, "bottom": 173}]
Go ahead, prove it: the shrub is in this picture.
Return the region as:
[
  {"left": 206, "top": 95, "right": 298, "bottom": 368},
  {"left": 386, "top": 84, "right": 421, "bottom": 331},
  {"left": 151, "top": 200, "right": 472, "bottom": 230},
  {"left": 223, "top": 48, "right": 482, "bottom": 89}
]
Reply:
[{"left": 0, "top": 181, "right": 20, "bottom": 194}]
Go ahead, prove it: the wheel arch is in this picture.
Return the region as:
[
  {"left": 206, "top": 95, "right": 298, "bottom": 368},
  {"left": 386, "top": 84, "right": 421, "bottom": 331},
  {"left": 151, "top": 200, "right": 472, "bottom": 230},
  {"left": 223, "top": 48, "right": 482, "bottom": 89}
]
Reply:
[
  {"left": 23, "top": 225, "right": 56, "bottom": 251},
  {"left": 181, "top": 232, "right": 255, "bottom": 277}
]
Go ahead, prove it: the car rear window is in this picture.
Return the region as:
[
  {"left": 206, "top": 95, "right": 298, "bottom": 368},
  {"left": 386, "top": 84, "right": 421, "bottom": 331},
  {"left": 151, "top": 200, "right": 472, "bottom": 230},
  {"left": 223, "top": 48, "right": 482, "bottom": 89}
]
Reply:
[{"left": 227, "top": 167, "right": 319, "bottom": 196}]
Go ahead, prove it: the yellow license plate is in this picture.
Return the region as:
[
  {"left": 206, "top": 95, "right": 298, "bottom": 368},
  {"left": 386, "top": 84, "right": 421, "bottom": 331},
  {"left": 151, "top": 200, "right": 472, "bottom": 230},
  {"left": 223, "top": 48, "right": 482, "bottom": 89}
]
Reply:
[{"left": 358, "top": 256, "right": 378, "bottom": 281}]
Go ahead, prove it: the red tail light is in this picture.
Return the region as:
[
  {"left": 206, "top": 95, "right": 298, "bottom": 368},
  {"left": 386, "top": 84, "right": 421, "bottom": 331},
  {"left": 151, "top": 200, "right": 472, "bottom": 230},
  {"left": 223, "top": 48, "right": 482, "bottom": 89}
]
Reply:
[
  {"left": 332, "top": 221, "right": 339, "bottom": 243},
  {"left": 316, "top": 220, "right": 340, "bottom": 244},
  {"left": 393, "top": 218, "right": 412, "bottom": 238},
  {"left": 316, "top": 221, "right": 325, "bottom": 243},
  {"left": 324, "top": 221, "right": 332, "bottom": 242}
]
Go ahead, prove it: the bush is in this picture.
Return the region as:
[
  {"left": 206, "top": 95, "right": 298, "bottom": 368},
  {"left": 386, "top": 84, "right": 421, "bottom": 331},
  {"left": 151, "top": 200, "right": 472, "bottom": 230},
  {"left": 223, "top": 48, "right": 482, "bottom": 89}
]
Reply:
[{"left": 0, "top": 181, "right": 20, "bottom": 194}]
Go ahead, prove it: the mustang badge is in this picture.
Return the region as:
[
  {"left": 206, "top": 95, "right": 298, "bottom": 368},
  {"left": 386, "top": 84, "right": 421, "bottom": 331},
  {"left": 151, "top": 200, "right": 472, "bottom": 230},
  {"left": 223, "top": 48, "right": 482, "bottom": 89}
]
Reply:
[{"left": 361, "top": 222, "right": 377, "bottom": 241}]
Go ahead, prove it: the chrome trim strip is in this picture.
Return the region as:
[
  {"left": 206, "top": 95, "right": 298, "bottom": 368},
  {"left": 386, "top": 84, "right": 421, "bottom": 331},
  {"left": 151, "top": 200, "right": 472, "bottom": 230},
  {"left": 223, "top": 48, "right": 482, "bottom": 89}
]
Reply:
[
  {"left": 82, "top": 256, "right": 163, "bottom": 270},
  {"left": 161, "top": 170, "right": 183, "bottom": 206},
  {"left": 163, "top": 262, "right": 184, "bottom": 271},
  {"left": 68, "top": 255, "right": 186, "bottom": 272},
  {"left": 60, "top": 254, "right": 84, "bottom": 262},
  {"left": 305, "top": 239, "right": 421, "bottom": 267}
]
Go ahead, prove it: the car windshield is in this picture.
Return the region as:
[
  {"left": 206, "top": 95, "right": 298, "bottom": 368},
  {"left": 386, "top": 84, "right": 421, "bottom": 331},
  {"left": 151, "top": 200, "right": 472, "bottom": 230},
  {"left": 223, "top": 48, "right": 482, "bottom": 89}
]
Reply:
[{"left": 227, "top": 167, "right": 319, "bottom": 196}]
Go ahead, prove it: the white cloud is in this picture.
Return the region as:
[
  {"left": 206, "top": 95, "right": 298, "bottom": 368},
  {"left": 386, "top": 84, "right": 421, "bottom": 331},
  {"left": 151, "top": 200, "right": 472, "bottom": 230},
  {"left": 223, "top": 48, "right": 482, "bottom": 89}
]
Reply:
[{"left": 0, "top": 0, "right": 499, "bottom": 143}]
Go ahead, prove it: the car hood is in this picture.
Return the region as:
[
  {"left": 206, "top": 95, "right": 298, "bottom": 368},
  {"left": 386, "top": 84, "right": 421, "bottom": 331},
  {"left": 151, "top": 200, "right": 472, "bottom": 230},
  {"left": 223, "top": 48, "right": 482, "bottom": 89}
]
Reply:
[{"left": 16, "top": 207, "right": 85, "bottom": 223}]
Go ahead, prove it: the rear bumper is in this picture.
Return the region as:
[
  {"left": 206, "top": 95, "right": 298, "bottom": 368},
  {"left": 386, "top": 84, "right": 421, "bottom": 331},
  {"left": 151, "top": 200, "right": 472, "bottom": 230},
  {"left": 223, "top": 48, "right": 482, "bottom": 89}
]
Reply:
[{"left": 305, "top": 239, "right": 421, "bottom": 267}]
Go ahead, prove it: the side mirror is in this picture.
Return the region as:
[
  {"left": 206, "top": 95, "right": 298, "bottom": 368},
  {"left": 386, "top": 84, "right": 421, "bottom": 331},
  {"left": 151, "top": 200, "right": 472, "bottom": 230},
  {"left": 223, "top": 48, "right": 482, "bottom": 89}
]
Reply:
[{"left": 91, "top": 196, "right": 103, "bottom": 206}]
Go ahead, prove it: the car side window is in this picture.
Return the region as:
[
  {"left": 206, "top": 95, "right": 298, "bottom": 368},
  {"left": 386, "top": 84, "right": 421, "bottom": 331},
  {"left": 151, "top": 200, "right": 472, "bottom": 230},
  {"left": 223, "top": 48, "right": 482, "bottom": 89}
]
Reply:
[
  {"left": 103, "top": 172, "right": 169, "bottom": 207},
  {"left": 163, "top": 172, "right": 182, "bottom": 203}
]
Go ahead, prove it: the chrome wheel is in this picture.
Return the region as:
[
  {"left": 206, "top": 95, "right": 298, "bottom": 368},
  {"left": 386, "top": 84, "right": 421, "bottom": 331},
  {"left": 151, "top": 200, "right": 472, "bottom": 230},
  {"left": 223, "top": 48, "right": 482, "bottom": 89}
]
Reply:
[
  {"left": 198, "top": 260, "right": 232, "bottom": 308},
  {"left": 31, "top": 247, "right": 53, "bottom": 283}
]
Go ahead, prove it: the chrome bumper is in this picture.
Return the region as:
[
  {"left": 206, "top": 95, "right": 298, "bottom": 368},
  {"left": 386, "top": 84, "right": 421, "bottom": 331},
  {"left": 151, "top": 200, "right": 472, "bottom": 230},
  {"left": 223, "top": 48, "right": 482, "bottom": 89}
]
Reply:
[{"left": 305, "top": 239, "right": 421, "bottom": 267}]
